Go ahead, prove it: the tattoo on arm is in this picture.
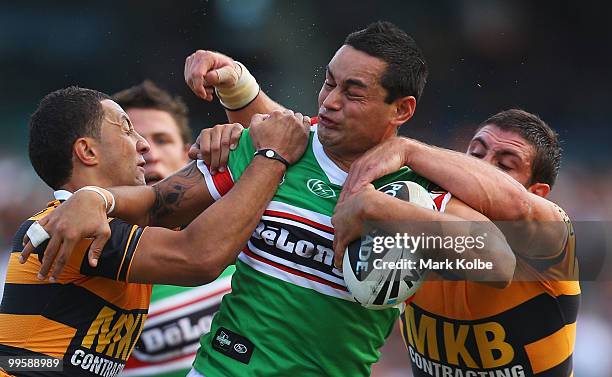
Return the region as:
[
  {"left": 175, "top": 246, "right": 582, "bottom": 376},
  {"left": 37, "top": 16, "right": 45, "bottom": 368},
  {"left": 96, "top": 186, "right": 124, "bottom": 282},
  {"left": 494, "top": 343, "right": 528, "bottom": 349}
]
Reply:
[{"left": 150, "top": 162, "right": 203, "bottom": 226}]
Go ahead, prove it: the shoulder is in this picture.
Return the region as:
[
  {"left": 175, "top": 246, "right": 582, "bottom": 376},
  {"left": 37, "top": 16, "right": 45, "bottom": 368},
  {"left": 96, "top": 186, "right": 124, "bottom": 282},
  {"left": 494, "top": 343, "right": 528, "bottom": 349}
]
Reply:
[{"left": 11, "top": 202, "right": 58, "bottom": 255}]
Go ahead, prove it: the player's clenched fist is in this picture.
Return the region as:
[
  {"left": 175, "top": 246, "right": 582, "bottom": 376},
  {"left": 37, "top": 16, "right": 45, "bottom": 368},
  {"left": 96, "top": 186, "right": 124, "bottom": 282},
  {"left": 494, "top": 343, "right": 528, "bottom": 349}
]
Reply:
[
  {"left": 184, "top": 50, "right": 260, "bottom": 109},
  {"left": 250, "top": 110, "right": 311, "bottom": 165},
  {"left": 184, "top": 50, "right": 238, "bottom": 101}
]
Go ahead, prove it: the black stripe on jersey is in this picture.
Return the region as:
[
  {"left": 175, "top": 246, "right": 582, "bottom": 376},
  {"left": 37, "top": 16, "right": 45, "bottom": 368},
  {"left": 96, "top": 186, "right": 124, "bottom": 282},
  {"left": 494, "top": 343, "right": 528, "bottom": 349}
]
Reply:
[
  {"left": 11, "top": 219, "right": 33, "bottom": 252},
  {"left": 400, "top": 307, "right": 410, "bottom": 348},
  {"left": 79, "top": 219, "right": 142, "bottom": 281},
  {"left": 534, "top": 355, "right": 572, "bottom": 377},
  {"left": 0, "top": 283, "right": 147, "bottom": 329},
  {"left": 557, "top": 294, "right": 580, "bottom": 324},
  {"left": 409, "top": 292, "right": 581, "bottom": 351},
  {"left": 117, "top": 226, "right": 143, "bottom": 282},
  {"left": 0, "top": 283, "right": 63, "bottom": 315},
  {"left": 521, "top": 247, "right": 568, "bottom": 272},
  {"left": 475, "top": 293, "right": 580, "bottom": 345}
]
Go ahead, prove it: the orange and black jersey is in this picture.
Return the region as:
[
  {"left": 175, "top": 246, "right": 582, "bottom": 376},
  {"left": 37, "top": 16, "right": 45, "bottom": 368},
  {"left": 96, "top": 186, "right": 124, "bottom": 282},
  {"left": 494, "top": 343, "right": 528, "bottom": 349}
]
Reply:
[
  {"left": 0, "top": 192, "right": 151, "bottom": 377},
  {"left": 401, "top": 205, "right": 580, "bottom": 377}
]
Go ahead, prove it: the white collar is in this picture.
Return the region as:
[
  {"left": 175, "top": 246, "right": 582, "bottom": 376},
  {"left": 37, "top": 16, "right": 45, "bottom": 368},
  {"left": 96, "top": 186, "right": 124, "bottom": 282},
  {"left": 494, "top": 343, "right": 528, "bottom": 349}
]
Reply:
[
  {"left": 53, "top": 190, "right": 73, "bottom": 201},
  {"left": 312, "top": 126, "right": 348, "bottom": 186}
]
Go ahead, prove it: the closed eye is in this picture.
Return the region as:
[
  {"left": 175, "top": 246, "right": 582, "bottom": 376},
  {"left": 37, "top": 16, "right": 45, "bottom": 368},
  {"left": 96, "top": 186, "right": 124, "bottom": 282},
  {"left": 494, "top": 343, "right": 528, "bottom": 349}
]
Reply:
[{"left": 498, "top": 163, "right": 512, "bottom": 171}]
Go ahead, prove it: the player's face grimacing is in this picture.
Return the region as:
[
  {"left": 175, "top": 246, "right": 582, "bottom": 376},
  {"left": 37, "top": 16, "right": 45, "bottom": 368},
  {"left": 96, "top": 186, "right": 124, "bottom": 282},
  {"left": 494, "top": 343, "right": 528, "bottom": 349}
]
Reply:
[
  {"left": 317, "top": 45, "right": 400, "bottom": 160},
  {"left": 127, "top": 108, "right": 189, "bottom": 185},
  {"left": 467, "top": 124, "right": 535, "bottom": 188},
  {"left": 98, "top": 99, "right": 149, "bottom": 187}
]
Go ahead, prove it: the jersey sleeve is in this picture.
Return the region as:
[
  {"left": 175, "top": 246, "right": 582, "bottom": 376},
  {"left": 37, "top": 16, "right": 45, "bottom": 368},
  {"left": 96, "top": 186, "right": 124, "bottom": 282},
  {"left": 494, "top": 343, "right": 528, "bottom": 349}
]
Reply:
[
  {"left": 10, "top": 206, "right": 146, "bottom": 283},
  {"left": 519, "top": 204, "right": 578, "bottom": 279},
  {"left": 79, "top": 218, "right": 146, "bottom": 282},
  {"left": 196, "top": 129, "right": 256, "bottom": 201}
]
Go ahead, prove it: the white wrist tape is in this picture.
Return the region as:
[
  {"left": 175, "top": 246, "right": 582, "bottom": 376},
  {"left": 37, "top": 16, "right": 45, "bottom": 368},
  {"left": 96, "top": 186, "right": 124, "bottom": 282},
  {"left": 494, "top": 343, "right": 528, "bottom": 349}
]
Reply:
[
  {"left": 215, "top": 61, "right": 260, "bottom": 110},
  {"left": 76, "top": 186, "right": 115, "bottom": 215},
  {"left": 26, "top": 221, "right": 50, "bottom": 248}
]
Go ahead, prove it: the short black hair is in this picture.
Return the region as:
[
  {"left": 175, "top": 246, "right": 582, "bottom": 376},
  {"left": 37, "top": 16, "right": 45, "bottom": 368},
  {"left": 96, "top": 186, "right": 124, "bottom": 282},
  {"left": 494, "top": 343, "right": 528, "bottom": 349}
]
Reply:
[
  {"left": 344, "top": 21, "right": 428, "bottom": 104},
  {"left": 28, "top": 86, "right": 110, "bottom": 190},
  {"left": 113, "top": 80, "right": 192, "bottom": 144},
  {"left": 478, "top": 109, "right": 562, "bottom": 187}
]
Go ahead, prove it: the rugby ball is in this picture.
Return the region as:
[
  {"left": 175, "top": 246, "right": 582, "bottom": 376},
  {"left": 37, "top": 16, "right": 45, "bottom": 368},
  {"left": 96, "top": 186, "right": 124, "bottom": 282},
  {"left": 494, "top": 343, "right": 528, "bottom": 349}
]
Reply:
[{"left": 343, "top": 181, "right": 436, "bottom": 310}]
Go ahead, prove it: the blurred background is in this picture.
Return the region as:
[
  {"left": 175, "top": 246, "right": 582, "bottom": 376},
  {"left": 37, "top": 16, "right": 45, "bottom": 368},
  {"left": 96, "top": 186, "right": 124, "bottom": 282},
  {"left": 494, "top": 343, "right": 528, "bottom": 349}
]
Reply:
[{"left": 1, "top": 0, "right": 611, "bottom": 375}]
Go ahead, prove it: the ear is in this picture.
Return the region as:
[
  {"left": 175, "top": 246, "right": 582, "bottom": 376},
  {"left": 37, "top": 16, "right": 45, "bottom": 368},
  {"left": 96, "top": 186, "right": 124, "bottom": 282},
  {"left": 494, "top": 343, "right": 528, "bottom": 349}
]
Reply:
[
  {"left": 390, "top": 96, "right": 417, "bottom": 128},
  {"left": 73, "top": 137, "right": 99, "bottom": 167},
  {"left": 527, "top": 182, "right": 550, "bottom": 198}
]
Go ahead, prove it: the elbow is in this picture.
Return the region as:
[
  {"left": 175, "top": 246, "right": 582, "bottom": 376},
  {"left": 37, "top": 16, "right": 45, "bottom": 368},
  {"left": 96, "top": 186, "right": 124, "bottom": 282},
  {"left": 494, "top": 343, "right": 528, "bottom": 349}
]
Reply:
[
  {"left": 186, "top": 248, "right": 228, "bottom": 286},
  {"left": 505, "top": 190, "right": 533, "bottom": 221},
  {"left": 179, "top": 260, "right": 225, "bottom": 286},
  {"left": 488, "top": 245, "right": 516, "bottom": 289},
  {"left": 200, "top": 257, "right": 227, "bottom": 284},
  {"left": 172, "top": 232, "right": 228, "bottom": 286}
]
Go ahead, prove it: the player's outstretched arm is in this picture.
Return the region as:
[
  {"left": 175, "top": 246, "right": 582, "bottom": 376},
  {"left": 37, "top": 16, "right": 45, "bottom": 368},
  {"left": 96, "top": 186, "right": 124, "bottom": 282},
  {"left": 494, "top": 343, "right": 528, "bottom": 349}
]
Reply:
[
  {"left": 342, "top": 137, "right": 568, "bottom": 258},
  {"left": 184, "top": 50, "right": 284, "bottom": 126},
  {"left": 129, "top": 158, "right": 284, "bottom": 285},
  {"left": 128, "top": 111, "right": 310, "bottom": 285},
  {"left": 20, "top": 163, "right": 215, "bottom": 280},
  {"left": 22, "top": 111, "right": 309, "bottom": 282},
  {"left": 333, "top": 187, "right": 515, "bottom": 287}
]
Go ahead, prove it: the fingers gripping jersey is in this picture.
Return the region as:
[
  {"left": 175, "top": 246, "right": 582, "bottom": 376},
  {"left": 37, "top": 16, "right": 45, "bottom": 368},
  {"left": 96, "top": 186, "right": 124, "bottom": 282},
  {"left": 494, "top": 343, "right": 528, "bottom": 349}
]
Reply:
[
  {"left": 193, "top": 127, "right": 444, "bottom": 377},
  {"left": 0, "top": 197, "right": 151, "bottom": 377}
]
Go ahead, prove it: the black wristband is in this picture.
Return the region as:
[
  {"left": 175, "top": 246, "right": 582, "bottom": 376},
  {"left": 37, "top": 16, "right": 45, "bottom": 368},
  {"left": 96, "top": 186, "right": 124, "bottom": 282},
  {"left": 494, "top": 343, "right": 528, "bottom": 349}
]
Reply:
[{"left": 254, "top": 149, "right": 290, "bottom": 168}]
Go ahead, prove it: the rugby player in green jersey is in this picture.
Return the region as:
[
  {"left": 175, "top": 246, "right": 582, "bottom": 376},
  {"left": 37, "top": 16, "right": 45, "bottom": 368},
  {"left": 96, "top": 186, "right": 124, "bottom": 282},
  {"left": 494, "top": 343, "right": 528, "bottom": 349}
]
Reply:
[
  {"left": 24, "top": 22, "right": 515, "bottom": 376},
  {"left": 113, "top": 81, "right": 236, "bottom": 377}
]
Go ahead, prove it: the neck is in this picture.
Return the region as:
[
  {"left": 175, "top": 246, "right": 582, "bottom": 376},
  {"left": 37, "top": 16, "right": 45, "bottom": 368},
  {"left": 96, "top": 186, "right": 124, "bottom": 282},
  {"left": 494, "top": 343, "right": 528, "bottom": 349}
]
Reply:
[
  {"left": 60, "top": 170, "right": 112, "bottom": 192},
  {"left": 322, "top": 146, "right": 358, "bottom": 172}
]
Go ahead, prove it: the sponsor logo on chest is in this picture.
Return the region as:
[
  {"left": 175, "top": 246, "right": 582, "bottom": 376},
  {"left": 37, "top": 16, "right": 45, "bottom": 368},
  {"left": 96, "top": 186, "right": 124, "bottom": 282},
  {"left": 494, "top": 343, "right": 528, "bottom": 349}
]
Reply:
[
  {"left": 307, "top": 179, "right": 336, "bottom": 199},
  {"left": 251, "top": 219, "right": 342, "bottom": 276}
]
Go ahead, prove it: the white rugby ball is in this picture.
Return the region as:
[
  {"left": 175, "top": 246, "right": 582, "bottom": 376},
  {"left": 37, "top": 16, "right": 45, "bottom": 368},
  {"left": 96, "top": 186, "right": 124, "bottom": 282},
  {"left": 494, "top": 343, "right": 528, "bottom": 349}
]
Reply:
[{"left": 343, "top": 181, "right": 435, "bottom": 310}]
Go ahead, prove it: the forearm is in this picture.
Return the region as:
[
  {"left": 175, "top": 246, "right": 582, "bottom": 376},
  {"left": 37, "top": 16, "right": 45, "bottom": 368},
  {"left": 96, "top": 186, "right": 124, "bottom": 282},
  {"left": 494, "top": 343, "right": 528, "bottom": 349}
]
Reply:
[
  {"left": 106, "top": 186, "right": 155, "bottom": 227},
  {"left": 403, "top": 139, "right": 531, "bottom": 221},
  {"left": 110, "top": 162, "right": 212, "bottom": 229},
  {"left": 362, "top": 192, "right": 515, "bottom": 286},
  {"left": 130, "top": 156, "right": 285, "bottom": 286},
  {"left": 182, "top": 156, "right": 285, "bottom": 276},
  {"left": 225, "top": 91, "right": 285, "bottom": 127}
]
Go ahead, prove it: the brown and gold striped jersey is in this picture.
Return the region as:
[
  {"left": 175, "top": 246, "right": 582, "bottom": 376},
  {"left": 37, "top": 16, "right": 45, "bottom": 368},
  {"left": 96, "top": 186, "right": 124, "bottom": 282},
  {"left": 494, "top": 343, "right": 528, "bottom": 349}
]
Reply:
[
  {"left": 401, "top": 205, "right": 580, "bottom": 377},
  {"left": 0, "top": 193, "right": 151, "bottom": 377}
]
